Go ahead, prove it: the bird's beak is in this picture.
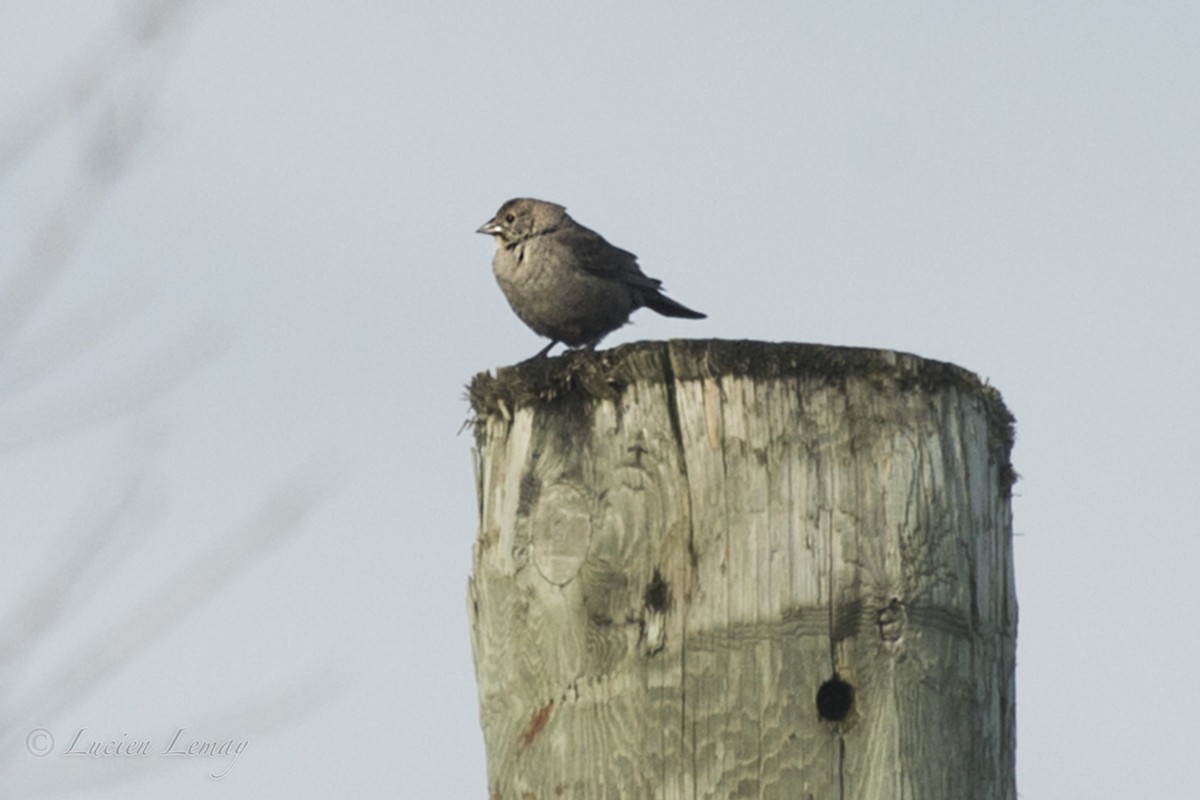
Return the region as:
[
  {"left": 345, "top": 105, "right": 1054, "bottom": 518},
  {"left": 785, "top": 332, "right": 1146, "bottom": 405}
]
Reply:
[{"left": 476, "top": 219, "right": 502, "bottom": 235}]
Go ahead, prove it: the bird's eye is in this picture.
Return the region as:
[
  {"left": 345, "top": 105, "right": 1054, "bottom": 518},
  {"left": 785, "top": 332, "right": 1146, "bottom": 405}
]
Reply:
[{"left": 505, "top": 214, "right": 515, "bottom": 223}]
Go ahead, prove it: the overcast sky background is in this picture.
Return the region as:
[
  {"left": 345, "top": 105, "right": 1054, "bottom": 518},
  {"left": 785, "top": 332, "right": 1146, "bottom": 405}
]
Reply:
[{"left": 1, "top": 1, "right": 1197, "bottom": 797}]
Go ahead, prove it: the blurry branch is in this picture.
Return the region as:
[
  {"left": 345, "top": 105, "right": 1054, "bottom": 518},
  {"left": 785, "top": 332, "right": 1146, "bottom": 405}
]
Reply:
[
  {"left": 0, "top": 269, "right": 158, "bottom": 398},
  {"left": 0, "top": 108, "right": 145, "bottom": 361},
  {"left": 0, "top": 469, "right": 333, "bottom": 775},
  {"left": 0, "top": 0, "right": 211, "bottom": 676},
  {"left": 0, "top": 315, "right": 231, "bottom": 449},
  {"left": 0, "top": 1, "right": 339, "bottom": 793},
  {"left": 0, "top": 0, "right": 230, "bottom": 445},
  {"left": 0, "top": 0, "right": 201, "bottom": 180},
  {"left": 0, "top": 423, "right": 167, "bottom": 672}
]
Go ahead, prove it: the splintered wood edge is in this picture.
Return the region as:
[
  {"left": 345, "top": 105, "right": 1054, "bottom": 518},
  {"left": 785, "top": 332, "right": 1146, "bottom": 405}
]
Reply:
[{"left": 466, "top": 339, "right": 1016, "bottom": 492}]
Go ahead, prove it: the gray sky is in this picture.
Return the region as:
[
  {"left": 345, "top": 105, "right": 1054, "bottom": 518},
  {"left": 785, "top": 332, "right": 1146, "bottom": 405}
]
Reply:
[{"left": 2, "top": 1, "right": 1197, "bottom": 796}]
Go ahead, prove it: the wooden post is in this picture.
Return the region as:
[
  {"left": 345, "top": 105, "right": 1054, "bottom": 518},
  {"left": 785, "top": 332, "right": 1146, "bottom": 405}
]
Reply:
[{"left": 467, "top": 340, "right": 1016, "bottom": 799}]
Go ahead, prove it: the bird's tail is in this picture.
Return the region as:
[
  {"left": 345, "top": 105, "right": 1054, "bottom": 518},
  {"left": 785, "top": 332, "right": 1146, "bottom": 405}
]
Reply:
[{"left": 644, "top": 291, "right": 706, "bottom": 320}]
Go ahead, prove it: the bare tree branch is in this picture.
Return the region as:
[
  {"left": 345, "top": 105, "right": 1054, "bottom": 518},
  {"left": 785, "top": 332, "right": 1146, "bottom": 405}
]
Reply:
[
  {"left": 0, "top": 470, "right": 334, "bottom": 771},
  {"left": 0, "top": 315, "right": 232, "bottom": 450},
  {"left": 0, "top": 0, "right": 200, "bottom": 179}
]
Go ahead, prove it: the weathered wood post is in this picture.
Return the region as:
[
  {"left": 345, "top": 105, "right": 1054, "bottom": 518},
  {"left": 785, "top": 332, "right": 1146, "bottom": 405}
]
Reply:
[{"left": 468, "top": 340, "right": 1016, "bottom": 799}]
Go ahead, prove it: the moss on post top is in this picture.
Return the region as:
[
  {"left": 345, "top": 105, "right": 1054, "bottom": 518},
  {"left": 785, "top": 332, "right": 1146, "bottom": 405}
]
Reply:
[
  {"left": 470, "top": 339, "right": 1013, "bottom": 456},
  {"left": 469, "top": 339, "right": 1015, "bottom": 486},
  {"left": 471, "top": 340, "right": 1012, "bottom": 440}
]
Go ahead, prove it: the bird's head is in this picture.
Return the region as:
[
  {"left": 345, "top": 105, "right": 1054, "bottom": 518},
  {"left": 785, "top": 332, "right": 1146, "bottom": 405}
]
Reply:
[{"left": 477, "top": 198, "right": 568, "bottom": 244}]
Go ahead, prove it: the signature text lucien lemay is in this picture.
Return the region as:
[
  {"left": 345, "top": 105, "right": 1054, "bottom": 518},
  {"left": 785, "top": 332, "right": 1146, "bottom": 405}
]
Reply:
[{"left": 61, "top": 728, "right": 248, "bottom": 778}]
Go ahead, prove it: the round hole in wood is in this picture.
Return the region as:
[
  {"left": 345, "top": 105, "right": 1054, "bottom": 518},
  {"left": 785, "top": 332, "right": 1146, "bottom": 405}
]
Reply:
[{"left": 816, "top": 675, "right": 854, "bottom": 721}]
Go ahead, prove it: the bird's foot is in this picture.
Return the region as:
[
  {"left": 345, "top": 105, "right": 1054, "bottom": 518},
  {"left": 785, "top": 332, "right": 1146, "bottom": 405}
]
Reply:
[{"left": 519, "top": 340, "right": 560, "bottom": 363}]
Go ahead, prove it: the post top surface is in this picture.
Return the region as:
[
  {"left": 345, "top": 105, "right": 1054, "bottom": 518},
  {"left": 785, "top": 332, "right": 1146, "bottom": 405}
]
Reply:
[{"left": 469, "top": 340, "right": 1014, "bottom": 463}]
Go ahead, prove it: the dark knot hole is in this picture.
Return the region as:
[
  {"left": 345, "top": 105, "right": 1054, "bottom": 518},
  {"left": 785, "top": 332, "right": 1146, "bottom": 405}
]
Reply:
[{"left": 816, "top": 675, "right": 854, "bottom": 722}]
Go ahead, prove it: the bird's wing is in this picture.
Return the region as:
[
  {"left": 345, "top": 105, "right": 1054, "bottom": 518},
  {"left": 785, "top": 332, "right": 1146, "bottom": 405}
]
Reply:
[{"left": 561, "top": 227, "right": 662, "bottom": 290}]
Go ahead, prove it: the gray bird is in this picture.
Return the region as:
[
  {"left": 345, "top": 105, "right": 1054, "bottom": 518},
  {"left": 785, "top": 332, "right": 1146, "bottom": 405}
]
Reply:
[{"left": 477, "top": 198, "right": 706, "bottom": 359}]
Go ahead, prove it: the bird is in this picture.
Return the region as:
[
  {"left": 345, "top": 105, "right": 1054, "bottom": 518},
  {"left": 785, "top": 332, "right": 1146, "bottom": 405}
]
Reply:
[{"left": 477, "top": 198, "right": 706, "bottom": 360}]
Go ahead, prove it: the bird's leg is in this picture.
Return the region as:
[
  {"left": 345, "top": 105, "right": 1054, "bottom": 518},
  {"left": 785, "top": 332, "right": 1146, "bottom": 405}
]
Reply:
[{"left": 523, "top": 340, "right": 559, "bottom": 362}]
